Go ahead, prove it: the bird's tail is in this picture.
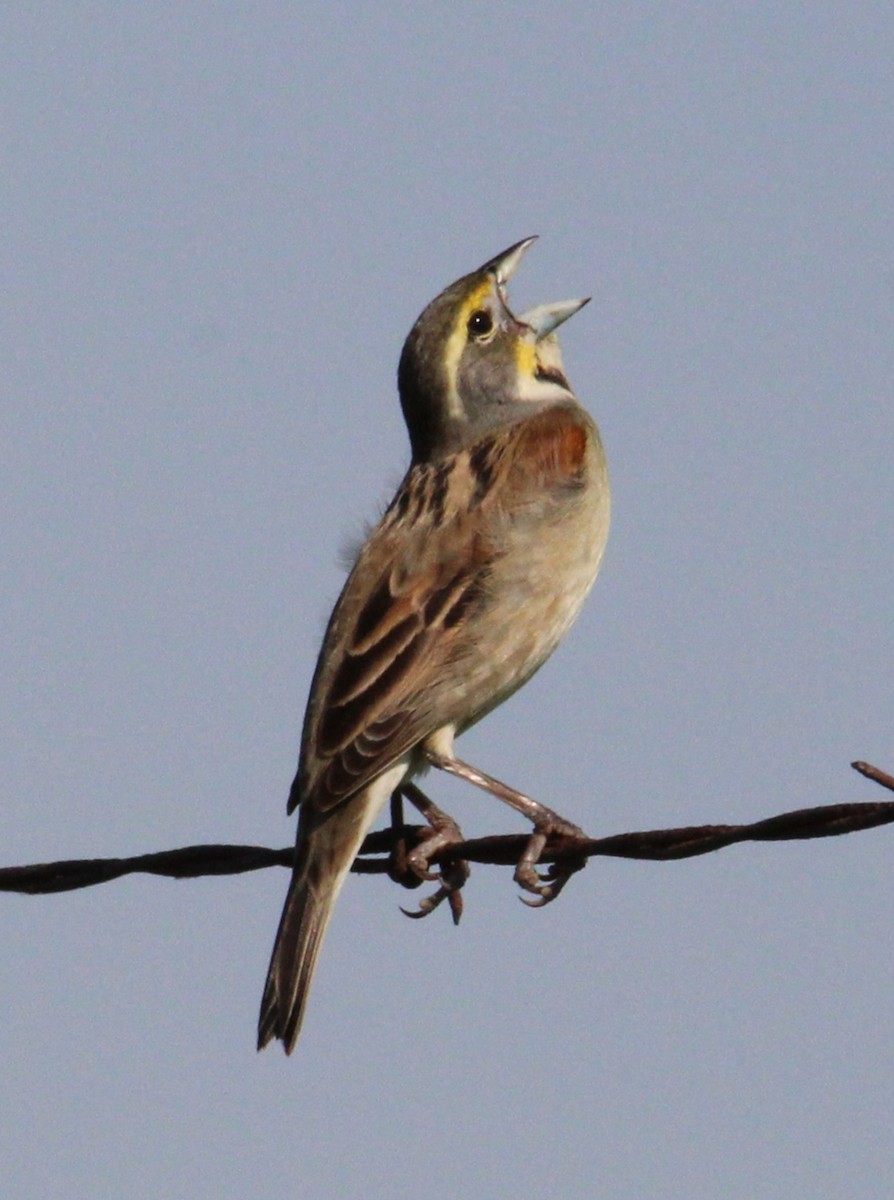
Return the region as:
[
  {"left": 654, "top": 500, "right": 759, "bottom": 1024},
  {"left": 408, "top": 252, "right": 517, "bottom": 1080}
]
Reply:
[{"left": 257, "top": 801, "right": 374, "bottom": 1054}]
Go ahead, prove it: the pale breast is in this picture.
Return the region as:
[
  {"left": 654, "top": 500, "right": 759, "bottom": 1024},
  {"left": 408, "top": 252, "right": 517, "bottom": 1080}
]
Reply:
[{"left": 453, "top": 409, "right": 610, "bottom": 730}]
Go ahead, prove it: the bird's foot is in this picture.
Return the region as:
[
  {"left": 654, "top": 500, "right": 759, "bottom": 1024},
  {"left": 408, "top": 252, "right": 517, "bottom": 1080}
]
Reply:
[
  {"left": 514, "top": 812, "right": 588, "bottom": 907},
  {"left": 389, "top": 783, "right": 469, "bottom": 925},
  {"left": 423, "top": 749, "right": 588, "bottom": 907}
]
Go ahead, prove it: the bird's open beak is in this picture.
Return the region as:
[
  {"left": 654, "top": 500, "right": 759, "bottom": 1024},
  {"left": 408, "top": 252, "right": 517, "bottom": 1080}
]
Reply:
[
  {"left": 484, "top": 236, "right": 538, "bottom": 289},
  {"left": 518, "top": 297, "right": 590, "bottom": 341},
  {"left": 481, "top": 239, "right": 590, "bottom": 338}
]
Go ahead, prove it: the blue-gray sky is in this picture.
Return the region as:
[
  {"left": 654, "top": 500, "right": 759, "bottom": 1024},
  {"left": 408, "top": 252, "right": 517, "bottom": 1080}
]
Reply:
[{"left": 3, "top": 5, "right": 893, "bottom": 1198}]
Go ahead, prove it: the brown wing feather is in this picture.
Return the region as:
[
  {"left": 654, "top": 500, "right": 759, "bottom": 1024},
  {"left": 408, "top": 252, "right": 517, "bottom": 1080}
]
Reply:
[{"left": 290, "top": 402, "right": 591, "bottom": 815}]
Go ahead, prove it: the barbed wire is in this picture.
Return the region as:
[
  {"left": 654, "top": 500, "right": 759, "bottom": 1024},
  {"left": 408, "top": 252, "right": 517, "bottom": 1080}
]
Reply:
[{"left": 2, "top": 760, "right": 891, "bottom": 899}]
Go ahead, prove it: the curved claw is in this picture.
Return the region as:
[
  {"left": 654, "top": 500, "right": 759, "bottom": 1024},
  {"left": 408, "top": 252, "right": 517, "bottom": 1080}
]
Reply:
[
  {"left": 400, "top": 876, "right": 465, "bottom": 924},
  {"left": 400, "top": 897, "right": 442, "bottom": 920},
  {"left": 446, "top": 887, "right": 463, "bottom": 925},
  {"left": 515, "top": 867, "right": 559, "bottom": 906},
  {"left": 391, "top": 784, "right": 470, "bottom": 921},
  {"left": 514, "top": 828, "right": 587, "bottom": 906},
  {"left": 517, "top": 869, "right": 574, "bottom": 907},
  {"left": 404, "top": 853, "right": 442, "bottom": 883}
]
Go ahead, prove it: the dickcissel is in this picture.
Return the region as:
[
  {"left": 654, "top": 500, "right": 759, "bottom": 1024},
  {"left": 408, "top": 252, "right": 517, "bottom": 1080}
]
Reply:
[{"left": 259, "top": 238, "right": 610, "bottom": 1052}]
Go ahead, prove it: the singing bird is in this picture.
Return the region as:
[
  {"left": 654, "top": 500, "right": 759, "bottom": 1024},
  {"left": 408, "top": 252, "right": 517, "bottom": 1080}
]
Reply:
[{"left": 258, "top": 239, "right": 610, "bottom": 1052}]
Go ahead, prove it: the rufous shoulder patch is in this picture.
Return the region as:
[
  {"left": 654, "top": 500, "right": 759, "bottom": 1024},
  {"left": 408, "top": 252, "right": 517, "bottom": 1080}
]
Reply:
[{"left": 514, "top": 405, "right": 589, "bottom": 485}]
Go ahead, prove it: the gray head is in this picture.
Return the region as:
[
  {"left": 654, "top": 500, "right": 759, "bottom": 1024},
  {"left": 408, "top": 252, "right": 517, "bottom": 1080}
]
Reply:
[{"left": 397, "top": 237, "right": 589, "bottom": 463}]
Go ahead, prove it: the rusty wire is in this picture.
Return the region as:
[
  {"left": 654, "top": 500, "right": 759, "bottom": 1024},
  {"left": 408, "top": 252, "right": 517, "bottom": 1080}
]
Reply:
[{"left": 2, "top": 760, "right": 891, "bottom": 898}]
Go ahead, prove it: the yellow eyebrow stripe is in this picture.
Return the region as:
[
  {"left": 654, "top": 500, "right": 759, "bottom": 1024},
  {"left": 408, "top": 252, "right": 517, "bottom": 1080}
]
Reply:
[{"left": 442, "top": 280, "right": 493, "bottom": 418}]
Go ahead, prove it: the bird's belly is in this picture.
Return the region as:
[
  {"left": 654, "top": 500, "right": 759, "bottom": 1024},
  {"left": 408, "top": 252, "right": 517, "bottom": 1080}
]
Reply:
[{"left": 455, "top": 479, "right": 609, "bottom": 729}]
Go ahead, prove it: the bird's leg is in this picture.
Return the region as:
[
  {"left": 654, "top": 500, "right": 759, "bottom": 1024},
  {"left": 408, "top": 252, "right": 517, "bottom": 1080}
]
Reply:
[
  {"left": 392, "top": 782, "right": 469, "bottom": 925},
  {"left": 423, "top": 750, "right": 587, "bottom": 905},
  {"left": 387, "top": 787, "right": 414, "bottom": 884}
]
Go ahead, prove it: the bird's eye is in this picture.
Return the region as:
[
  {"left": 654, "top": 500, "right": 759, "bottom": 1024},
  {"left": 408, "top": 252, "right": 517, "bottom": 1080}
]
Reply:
[{"left": 467, "top": 309, "right": 494, "bottom": 339}]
